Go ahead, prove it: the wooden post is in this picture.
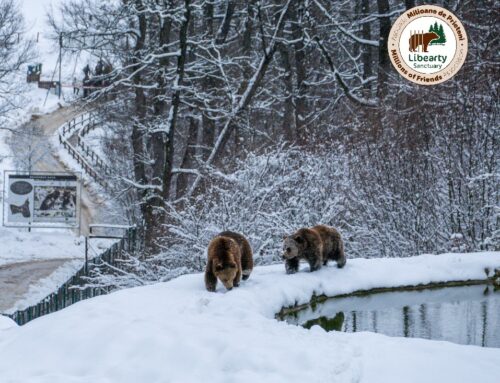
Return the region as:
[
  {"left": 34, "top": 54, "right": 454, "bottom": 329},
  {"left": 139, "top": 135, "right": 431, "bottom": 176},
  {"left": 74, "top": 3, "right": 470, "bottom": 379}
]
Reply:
[
  {"left": 85, "top": 236, "right": 88, "bottom": 274},
  {"left": 58, "top": 33, "right": 62, "bottom": 99}
]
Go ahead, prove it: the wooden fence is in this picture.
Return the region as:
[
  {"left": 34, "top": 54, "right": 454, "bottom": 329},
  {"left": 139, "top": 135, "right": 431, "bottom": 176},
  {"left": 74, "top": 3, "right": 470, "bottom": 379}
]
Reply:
[
  {"left": 5, "top": 226, "right": 142, "bottom": 326},
  {"left": 58, "top": 112, "right": 110, "bottom": 187}
]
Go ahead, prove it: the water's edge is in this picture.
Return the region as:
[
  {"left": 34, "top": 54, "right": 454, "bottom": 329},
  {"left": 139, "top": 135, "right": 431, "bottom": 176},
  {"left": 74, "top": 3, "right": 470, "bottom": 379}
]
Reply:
[{"left": 276, "top": 278, "right": 497, "bottom": 319}]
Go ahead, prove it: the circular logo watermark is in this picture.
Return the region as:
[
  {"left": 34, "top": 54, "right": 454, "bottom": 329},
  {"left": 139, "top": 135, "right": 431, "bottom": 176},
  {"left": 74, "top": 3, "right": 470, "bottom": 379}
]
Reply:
[{"left": 388, "top": 5, "right": 468, "bottom": 85}]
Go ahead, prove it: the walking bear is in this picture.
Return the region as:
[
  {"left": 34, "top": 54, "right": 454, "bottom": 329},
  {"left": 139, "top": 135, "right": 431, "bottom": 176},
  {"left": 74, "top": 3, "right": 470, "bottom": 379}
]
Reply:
[
  {"left": 282, "top": 225, "right": 346, "bottom": 274},
  {"left": 205, "top": 231, "right": 253, "bottom": 292}
]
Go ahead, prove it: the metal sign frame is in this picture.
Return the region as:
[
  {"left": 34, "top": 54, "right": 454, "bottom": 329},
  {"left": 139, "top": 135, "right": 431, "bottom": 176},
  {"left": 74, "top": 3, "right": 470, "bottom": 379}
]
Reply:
[{"left": 2, "top": 171, "right": 82, "bottom": 229}]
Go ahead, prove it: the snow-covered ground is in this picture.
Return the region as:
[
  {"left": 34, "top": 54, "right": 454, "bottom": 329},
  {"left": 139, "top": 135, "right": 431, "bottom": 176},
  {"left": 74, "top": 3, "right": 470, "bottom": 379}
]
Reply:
[
  {"left": 0, "top": 231, "right": 85, "bottom": 267},
  {"left": 1, "top": 252, "right": 499, "bottom": 383}
]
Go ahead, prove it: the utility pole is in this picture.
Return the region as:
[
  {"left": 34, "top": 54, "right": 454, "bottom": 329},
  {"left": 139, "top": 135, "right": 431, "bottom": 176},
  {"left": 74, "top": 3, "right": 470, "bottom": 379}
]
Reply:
[{"left": 59, "top": 32, "right": 62, "bottom": 99}]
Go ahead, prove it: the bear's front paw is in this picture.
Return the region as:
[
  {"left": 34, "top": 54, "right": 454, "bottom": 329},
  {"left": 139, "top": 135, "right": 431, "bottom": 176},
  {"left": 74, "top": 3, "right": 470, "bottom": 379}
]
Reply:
[{"left": 206, "top": 285, "right": 216, "bottom": 292}]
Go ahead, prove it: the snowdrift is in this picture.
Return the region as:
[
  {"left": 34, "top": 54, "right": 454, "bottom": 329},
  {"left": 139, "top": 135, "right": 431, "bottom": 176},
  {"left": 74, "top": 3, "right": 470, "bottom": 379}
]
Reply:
[{"left": 1, "top": 252, "right": 499, "bottom": 383}]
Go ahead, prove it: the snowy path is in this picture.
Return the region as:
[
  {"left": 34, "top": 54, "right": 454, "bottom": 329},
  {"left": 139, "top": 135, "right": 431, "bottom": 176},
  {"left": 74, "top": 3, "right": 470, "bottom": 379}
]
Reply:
[
  {"left": 13, "top": 104, "right": 103, "bottom": 236},
  {"left": 0, "top": 259, "right": 75, "bottom": 312}
]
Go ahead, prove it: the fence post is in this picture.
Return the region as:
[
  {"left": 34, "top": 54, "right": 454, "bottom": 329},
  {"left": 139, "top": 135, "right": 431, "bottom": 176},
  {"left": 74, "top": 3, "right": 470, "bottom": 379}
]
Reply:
[{"left": 85, "top": 236, "right": 88, "bottom": 274}]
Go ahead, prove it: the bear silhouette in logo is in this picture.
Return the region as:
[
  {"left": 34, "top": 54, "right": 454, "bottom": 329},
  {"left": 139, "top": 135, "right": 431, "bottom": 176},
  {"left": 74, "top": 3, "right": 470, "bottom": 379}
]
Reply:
[
  {"left": 409, "top": 32, "right": 439, "bottom": 52},
  {"left": 10, "top": 199, "right": 31, "bottom": 218}
]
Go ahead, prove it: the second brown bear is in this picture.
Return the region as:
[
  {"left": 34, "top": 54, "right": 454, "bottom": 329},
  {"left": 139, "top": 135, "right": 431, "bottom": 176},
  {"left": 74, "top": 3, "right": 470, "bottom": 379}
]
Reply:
[
  {"left": 282, "top": 225, "right": 346, "bottom": 274},
  {"left": 205, "top": 231, "right": 254, "bottom": 292}
]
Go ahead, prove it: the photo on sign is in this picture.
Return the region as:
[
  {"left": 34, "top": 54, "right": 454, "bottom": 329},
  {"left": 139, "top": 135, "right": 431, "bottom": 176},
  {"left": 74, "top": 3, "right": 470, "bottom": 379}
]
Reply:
[{"left": 33, "top": 186, "right": 77, "bottom": 222}]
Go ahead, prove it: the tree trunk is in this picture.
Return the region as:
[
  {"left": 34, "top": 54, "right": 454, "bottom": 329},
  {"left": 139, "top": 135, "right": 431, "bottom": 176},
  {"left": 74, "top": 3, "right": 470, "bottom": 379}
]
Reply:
[
  {"left": 215, "top": 0, "right": 235, "bottom": 45},
  {"left": 130, "top": 0, "right": 153, "bottom": 249},
  {"left": 201, "top": 2, "right": 216, "bottom": 160},
  {"left": 176, "top": 113, "right": 198, "bottom": 198},
  {"left": 361, "top": 0, "right": 373, "bottom": 95},
  {"left": 277, "top": 42, "right": 295, "bottom": 141},
  {"left": 405, "top": 0, "right": 415, "bottom": 9},
  {"left": 291, "top": 2, "right": 307, "bottom": 143},
  {"left": 161, "top": 0, "right": 191, "bottom": 201},
  {"left": 376, "top": 0, "right": 391, "bottom": 98}
]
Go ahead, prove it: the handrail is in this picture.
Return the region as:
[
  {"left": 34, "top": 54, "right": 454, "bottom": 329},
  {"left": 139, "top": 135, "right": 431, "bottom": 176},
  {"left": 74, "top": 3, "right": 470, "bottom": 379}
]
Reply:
[
  {"left": 76, "top": 114, "right": 111, "bottom": 174},
  {"left": 58, "top": 112, "right": 109, "bottom": 187}
]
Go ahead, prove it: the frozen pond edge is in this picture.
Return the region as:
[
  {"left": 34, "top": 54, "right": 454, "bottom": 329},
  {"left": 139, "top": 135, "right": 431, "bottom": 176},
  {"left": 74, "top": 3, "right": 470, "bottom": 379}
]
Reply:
[{"left": 276, "top": 277, "right": 496, "bottom": 319}]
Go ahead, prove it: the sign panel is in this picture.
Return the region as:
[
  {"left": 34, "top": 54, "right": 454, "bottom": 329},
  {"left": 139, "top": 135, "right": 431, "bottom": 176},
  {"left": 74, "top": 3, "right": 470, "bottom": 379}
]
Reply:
[{"left": 3, "top": 172, "right": 80, "bottom": 228}]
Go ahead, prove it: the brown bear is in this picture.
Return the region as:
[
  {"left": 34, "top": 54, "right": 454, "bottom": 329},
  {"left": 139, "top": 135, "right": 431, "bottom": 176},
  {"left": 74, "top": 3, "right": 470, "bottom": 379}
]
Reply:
[
  {"left": 205, "top": 231, "right": 253, "bottom": 292},
  {"left": 409, "top": 32, "right": 439, "bottom": 52},
  {"left": 282, "top": 225, "right": 346, "bottom": 274}
]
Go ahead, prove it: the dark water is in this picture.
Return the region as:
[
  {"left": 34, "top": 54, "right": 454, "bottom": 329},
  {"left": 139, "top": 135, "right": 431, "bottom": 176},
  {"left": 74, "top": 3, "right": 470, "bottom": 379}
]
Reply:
[{"left": 284, "top": 285, "right": 500, "bottom": 348}]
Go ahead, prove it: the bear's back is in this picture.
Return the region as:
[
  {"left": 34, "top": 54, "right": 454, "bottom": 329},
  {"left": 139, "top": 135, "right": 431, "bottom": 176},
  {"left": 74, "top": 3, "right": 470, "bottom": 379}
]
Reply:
[{"left": 311, "top": 225, "right": 342, "bottom": 258}]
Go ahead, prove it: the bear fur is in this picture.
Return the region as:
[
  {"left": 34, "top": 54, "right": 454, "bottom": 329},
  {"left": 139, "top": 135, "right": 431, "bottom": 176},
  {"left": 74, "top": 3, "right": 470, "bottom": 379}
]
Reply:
[
  {"left": 409, "top": 32, "right": 439, "bottom": 52},
  {"left": 205, "top": 231, "right": 253, "bottom": 292},
  {"left": 282, "top": 225, "right": 346, "bottom": 274}
]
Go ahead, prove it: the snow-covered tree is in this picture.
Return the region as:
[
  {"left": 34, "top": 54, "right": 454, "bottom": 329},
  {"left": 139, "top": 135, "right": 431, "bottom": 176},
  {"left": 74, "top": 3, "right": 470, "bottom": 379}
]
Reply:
[{"left": 0, "top": 0, "right": 33, "bottom": 128}]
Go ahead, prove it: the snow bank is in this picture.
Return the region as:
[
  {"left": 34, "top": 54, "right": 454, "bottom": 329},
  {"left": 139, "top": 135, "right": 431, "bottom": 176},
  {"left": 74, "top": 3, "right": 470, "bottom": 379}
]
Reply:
[
  {"left": 0, "top": 252, "right": 499, "bottom": 383},
  {"left": 0, "top": 315, "right": 17, "bottom": 331},
  {"left": 0, "top": 233, "right": 84, "bottom": 267}
]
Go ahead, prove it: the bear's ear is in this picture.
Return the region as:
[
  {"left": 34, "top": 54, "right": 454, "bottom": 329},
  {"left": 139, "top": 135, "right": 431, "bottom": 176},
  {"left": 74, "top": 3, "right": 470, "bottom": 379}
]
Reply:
[
  {"left": 282, "top": 234, "right": 288, "bottom": 240},
  {"left": 215, "top": 263, "right": 224, "bottom": 271},
  {"left": 295, "top": 235, "right": 303, "bottom": 244}
]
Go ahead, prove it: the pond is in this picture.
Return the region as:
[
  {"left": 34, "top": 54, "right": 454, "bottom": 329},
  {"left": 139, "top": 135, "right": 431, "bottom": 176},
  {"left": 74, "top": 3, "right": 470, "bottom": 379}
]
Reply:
[{"left": 283, "top": 284, "right": 500, "bottom": 348}]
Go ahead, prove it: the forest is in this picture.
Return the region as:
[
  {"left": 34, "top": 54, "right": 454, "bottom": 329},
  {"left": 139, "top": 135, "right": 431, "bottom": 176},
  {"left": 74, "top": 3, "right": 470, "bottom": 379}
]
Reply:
[{"left": 44, "top": 0, "right": 498, "bottom": 285}]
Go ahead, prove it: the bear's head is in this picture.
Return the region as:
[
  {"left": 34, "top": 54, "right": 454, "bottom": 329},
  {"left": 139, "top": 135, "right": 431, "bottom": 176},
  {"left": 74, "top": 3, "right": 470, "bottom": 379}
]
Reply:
[
  {"left": 211, "top": 237, "right": 239, "bottom": 290},
  {"left": 282, "top": 232, "right": 307, "bottom": 260},
  {"left": 213, "top": 261, "right": 238, "bottom": 290}
]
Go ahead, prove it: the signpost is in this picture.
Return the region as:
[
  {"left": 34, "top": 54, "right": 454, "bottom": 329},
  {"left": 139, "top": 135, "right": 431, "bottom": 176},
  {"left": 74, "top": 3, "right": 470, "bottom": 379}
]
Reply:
[{"left": 2, "top": 171, "right": 81, "bottom": 229}]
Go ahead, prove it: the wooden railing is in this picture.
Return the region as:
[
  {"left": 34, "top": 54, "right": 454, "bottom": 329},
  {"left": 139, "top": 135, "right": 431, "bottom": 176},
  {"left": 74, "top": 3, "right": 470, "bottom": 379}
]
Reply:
[
  {"left": 77, "top": 117, "right": 112, "bottom": 176},
  {"left": 58, "top": 112, "right": 110, "bottom": 187}
]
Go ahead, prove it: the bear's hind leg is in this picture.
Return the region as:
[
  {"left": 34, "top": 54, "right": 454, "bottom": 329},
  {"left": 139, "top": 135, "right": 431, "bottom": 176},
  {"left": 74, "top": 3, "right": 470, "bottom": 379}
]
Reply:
[
  {"left": 307, "top": 252, "right": 322, "bottom": 272},
  {"left": 240, "top": 239, "right": 253, "bottom": 280},
  {"left": 335, "top": 244, "right": 346, "bottom": 269},
  {"left": 309, "top": 260, "right": 322, "bottom": 272}
]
